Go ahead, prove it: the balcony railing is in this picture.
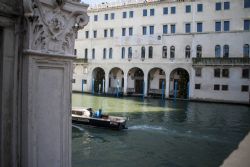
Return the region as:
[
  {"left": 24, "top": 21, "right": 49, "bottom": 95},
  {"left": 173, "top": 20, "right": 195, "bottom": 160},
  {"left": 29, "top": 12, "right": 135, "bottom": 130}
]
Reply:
[
  {"left": 74, "top": 58, "right": 88, "bottom": 64},
  {"left": 192, "top": 57, "right": 250, "bottom": 66}
]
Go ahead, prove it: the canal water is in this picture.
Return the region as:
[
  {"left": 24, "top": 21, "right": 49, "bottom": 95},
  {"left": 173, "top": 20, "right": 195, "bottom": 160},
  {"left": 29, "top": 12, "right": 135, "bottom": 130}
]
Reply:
[{"left": 72, "top": 93, "right": 250, "bottom": 167}]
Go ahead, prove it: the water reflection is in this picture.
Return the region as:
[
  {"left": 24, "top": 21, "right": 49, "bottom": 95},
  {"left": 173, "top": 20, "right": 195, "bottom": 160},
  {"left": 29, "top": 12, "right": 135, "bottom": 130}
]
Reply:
[{"left": 72, "top": 93, "right": 250, "bottom": 167}]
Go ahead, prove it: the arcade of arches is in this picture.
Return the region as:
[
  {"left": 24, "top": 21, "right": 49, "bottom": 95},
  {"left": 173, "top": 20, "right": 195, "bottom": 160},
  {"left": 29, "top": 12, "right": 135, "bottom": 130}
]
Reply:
[{"left": 91, "top": 67, "right": 190, "bottom": 99}]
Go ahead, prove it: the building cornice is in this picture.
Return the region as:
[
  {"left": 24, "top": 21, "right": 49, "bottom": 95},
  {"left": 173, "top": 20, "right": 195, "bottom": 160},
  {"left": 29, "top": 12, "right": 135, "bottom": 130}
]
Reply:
[{"left": 87, "top": 0, "right": 196, "bottom": 13}]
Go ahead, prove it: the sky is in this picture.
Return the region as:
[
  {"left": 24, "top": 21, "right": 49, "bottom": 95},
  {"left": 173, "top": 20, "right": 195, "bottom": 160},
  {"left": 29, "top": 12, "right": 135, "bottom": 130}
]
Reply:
[{"left": 82, "top": 0, "right": 117, "bottom": 5}]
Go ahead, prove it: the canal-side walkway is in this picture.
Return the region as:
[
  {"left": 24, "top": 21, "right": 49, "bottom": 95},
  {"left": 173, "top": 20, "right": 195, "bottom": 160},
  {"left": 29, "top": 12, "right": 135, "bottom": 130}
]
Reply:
[{"left": 221, "top": 132, "right": 250, "bottom": 167}]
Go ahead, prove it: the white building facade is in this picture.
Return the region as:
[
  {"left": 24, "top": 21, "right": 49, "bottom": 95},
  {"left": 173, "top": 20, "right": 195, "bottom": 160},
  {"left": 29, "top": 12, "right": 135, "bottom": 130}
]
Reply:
[{"left": 74, "top": 0, "right": 250, "bottom": 104}]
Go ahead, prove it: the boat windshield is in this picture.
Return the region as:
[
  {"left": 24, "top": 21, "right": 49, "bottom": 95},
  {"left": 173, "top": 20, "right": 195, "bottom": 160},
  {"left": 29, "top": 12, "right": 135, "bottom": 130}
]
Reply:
[{"left": 72, "top": 110, "right": 83, "bottom": 116}]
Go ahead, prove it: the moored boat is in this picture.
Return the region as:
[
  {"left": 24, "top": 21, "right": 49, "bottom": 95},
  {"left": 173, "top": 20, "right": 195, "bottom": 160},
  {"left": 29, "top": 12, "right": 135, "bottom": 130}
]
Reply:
[{"left": 72, "top": 107, "right": 128, "bottom": 130}]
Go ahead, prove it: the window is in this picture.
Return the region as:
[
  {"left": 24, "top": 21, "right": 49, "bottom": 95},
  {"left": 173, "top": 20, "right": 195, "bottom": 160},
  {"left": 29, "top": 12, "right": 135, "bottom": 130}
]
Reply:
[
  {"left": 222, "top": 69, "right": 229, "bottom": 78},
  {"left": 92, "top": 48, "right": 95, "bottom": 59},
  {"left": 214, "top": 68, "right": 221, "bottom": 77},
  {"left": 110, "top": 29, "right": 114, "bottom": 37},
  {"left": 121, "top": 47, "right": 125, "bottom": 59},
  {"left": 186, "top": 5, "right": 191, "bottom": 13},
  {"left": 109, "top": 48, "right": 112, "bottom": 59},
  {"left": 241, "top": 85, "right": 249, "bottom": 92},
  {"left": 170, "top": 46, "right": 175, "bottom": 59},
  {"left": 224, "top": 2, "right": 230, "bottom": 10},
  {"left": 222, "top": 85, "right": 228, "bottom": 91},
  {"left": 149, "top": 26, "right": 154, "bottom": 35},
  {"left": 85, "top": 31, "right": 89, "bottom": 38},
  {"left": 104, "top": 29, "right": 108, "bottom": 37},
  {"left": 195, "top": 84, "right": 201, "bottom": 90},
  {"left": 223, "top": 45, "right": 229, "bottom": 58},
  {"left": 244, "top": 0, "right": 250, "bottom": 8},
  {"left": 216, "top": 2, "right": 222, "bottom": 11},
  {"left": 123, "top": 12, "right": 127, "bottom": 18},
  {"left": 195, "top": 68, "right": 202, "bottom": 77},
  {"left": 129, "top": 27, "right": 133, "bottom": 36},
  {"left": 162, "top": 46, "right": 167, "bottom": 58},
  {"left": 122, "top": 28, "right": 126, "bottom": 36},
  {"left": 141, "top": 47, "right": 145, "bottom": 59},
  {"left": 197, "top": 22, "right": 203, "bottom": 32},
  {"left": 143, "top": 26, "right": 147, "bottom": 35},
  {"left": 242, "top": 69, "right": 249, "bottom": 78},
  {"left": 197, "top": 4, "right": 203, "bottom": 12},
  {"left": 215, "top": 21, "right": 221, "bottom": 32},
  {"left": 150, "top": 9, "right": 155, "bottom": 16},
  {"left": 185, "top": 23, "right": 191, "bottom": 33},
  {"left": 163, "top": 25, "right": 168, "bottom": 34},
  {"left": 143, "top": 9, "right": 147, "bottom": 16},
  {"left": 149, "top": 46, "right": 153, "bottom": 58},
  {"left": 129, "top": 11, "right": 134, "bottom": 18},
  {"left": 74, "top": 49, "right": 77, "bottom": 55},
  {"left": 171, "top": 7, "right": 176, "bottom": 14},
  {"left": 104, "top": 14, "right": 108, "bottom": 20},
  {"left": 215, "top": 45, "right": 221, "bottom": 57},
  {"left": 111, "top": 13, "right": 115, "bottom": 20},
  {"left": 185, "top": 45, "right": 191, "bottom": 58},
  {"left": 163, "top": 7, "right": 168, "bottom": 15},
  {"left": 214, "top": 84, "right": 220, "bottom": 91},
  {"left": 94, "top": 15, "right": 98, "bottom": 21},
  {"left": 128, "top": 47, "right": 132, "bottom": 59},
  {"left": 93, "top": 30, "right": 97, "bottom": 38},
  {"left": 103, "top": 48, "right": 106, "bottom": 59},
  {"left": 196, "top": 45, "right": 202, "bottom": 58},
  {"left": 243, "top": 44, "right": 250, "bottom": 57},
  {"left": 224, "top": 21, "right": 230, "bottom": 31},
  {"left": 84, "top": 48, "right": 88, "bottom": 59},
  {"left": 244, "top": 20, "right": 250, "bottom": 30},
  {"left": 171, "top": 24, "right": 176, "bottom": 33}
]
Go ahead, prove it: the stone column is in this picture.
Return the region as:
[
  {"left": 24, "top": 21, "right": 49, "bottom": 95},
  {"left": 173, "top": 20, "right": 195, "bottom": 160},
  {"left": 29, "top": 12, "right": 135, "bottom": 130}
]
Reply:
[
  {"left": 22, "top": 1, "right": 88, "bottom": 167},
  {"left": 165, "top": 71, "right": 170, "bottom": 98},
  {"left": 105, "top": 73, "right": 109, "bottom": 94},
  {"left": 144, "top": 74, "right": 148, "bottom": 97},
  {"left": 123, "top": 73, "right": 128, "bottom": 95}
]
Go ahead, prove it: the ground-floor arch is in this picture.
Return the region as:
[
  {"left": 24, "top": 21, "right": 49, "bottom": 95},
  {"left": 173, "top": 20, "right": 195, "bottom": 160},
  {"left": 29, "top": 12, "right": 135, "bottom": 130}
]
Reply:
[
  {"left": 108, "top": 67, "right": 124, "bottom": 95},
  {"left": 127, "top": 67, "right": 144, "bottom": 95},
  {"left": 169, "top": 68, "right": 190, "bottom": 99},
  {"left": 92, "top": 67, "right": 105, "bottom": 93},
  {"left": 147, "top": 68, "right": 166, "bottom": 96}
]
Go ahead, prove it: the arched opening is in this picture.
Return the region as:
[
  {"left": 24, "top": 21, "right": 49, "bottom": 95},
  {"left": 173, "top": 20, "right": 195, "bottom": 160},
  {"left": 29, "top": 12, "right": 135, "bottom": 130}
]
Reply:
[
  {"left": 185, "top": 45, "right": 191, "bottom": 58},
  {"left": 108, "top": 67, "right": 124, "bottom": 95},
  {"left": 147, "top": 68, "right": 166, "bottom": 97},
  {"left": 127, "top": 67, "right": 144, "bottom": 95},
  {"left": 92, "top": 67, "right": 105, "bottom": 93},
  {"left": 169, "top": 68, "right": 190, "bottom": 99}
]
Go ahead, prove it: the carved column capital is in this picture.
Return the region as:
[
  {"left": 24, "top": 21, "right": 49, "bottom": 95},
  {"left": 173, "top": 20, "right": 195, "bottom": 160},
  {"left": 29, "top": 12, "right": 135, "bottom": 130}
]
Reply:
[{"left": 23, "top": 0, "right": 89, "bottom": 55}]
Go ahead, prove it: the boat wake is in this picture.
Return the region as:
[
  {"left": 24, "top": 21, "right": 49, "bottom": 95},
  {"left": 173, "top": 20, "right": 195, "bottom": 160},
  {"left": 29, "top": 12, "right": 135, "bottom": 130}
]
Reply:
[
  {"left": 129, "top": 125, "right": 165, "bottom": 131},
  {"left": 72, "top": 124, "right": 85, "bottom": 132}
]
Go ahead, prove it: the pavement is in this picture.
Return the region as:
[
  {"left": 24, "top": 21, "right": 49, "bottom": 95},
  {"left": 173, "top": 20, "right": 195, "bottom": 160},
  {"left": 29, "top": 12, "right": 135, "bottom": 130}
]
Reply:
[{"left": 220, "top": 132, "right": 250, "bottom": 167}]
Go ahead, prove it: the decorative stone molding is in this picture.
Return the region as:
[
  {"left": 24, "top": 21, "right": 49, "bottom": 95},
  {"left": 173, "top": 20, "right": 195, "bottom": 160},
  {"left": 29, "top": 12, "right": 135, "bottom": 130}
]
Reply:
[{"left": 23, "top": 0, "right": 89, "bottom": 55}]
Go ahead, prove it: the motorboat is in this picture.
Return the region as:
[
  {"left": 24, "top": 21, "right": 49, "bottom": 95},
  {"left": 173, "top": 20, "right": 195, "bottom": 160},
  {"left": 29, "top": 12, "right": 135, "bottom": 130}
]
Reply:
[{"left": 72, "top": 107, "right": 128, "bottom": 130}]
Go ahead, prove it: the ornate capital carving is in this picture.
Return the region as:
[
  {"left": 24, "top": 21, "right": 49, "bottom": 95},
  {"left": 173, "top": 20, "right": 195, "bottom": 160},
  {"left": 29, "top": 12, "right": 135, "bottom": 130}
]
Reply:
[{"left": 23, "top": 0, "right": 89, "bottom": 55}]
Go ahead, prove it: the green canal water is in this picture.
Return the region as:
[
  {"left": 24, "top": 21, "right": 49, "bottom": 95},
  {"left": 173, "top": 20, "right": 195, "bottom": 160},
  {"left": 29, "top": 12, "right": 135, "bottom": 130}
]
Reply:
[{"left": 72, "top": 93, "right": 250, "bottom": 167}]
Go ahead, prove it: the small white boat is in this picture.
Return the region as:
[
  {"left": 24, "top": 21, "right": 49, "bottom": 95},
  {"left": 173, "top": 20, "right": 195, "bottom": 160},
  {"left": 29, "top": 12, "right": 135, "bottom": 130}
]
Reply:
[{"left": 72, "top": 107, "right": 128, "bottom": 130}]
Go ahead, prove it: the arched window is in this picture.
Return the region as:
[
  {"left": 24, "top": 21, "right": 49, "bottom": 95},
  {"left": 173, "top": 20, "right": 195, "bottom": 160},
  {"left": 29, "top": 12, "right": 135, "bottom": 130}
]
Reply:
[
  {"left": 196, "top": 45, "right": 202, "bottom": 58},
  {"left": 121, "top": 47, "right": 125, "bottom": 59},
  {"left": 85, "top": 48, "right": 88, "bottom": 59},
  {"left": 170, "top": 46, "right": 175, "bottom": 59},
  {"left": 128, "top": 47, "right": 132, "bottom": 59},
  {"left": 223, "top": 45, "right": 229, "bottom": 58},
  {"left": 109, "top": 48, "right": 113, "bottom": 59},
  {"left": 103, "top": 48, "right": 106, "bottom": 59},
  {"left": 92, "top": 48, "right": 95, "bottom": 59},
  {"left": 149, "top": 46, "right": 153, "bottom": 58},
  {"left": 141, "top": 46, "right": 145, "bottom": 59},
  {"left": 162, "top": 46, "right": 167, "bottom": 58},
  {"left": 215, "top": 45, "right": 221, "bottom": 58},
  {"left": 243, "top": 44, "right": 249, "bottom": 58},
  {"left": 185, "top": 45, "right": 191, "bottom": 58}
]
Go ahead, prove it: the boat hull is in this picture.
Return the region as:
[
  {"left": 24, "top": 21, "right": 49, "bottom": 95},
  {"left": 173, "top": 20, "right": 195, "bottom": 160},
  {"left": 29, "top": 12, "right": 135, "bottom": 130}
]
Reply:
[{"left": 72, "top": 116, "right": 127, "bottom": 130}]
